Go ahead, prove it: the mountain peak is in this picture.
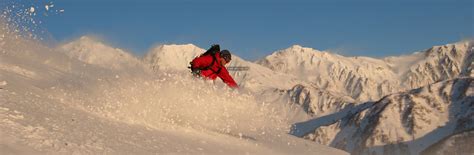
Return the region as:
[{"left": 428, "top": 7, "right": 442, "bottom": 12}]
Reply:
[
  {"left": 143, "top": 44, "right": 205, "bottom": 71},
  {"left": 59, "top": 36, "right": 140, "bottom": 70},
  {"left": 289, "top": 44, "right": 304, "bottom": 49},
  {"left": 78, "top": 35, "right": 95, "bottom": 42},
  {"left": 283, "top": 45, "right": 322, "bottom": 54},
  {"left": 74, "top": 36, "right": 106, "bottom": 46},
  {"left": 148, "top": 44, "right": 201, "bottom": 56},
  {"left": 260, "top": 45, "right": 328, "bottom": 63},
  {"left": 156, "top": 43, "right": 198, "bottom": 50}
]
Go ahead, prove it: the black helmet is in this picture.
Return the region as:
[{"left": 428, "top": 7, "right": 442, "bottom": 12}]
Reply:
[{"left": 220, "top": 50, "right": 232, "bottom": 62}]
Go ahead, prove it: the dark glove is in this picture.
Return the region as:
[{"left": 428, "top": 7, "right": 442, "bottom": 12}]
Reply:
[
  {"left": 191, "top": 67, "right": 201, "bottom": 77},
  {"left": 189, "top": 62, "right": 201, "bottom": 77}
]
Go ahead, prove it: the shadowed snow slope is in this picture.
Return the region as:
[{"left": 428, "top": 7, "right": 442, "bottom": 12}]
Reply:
[
  {"left": 0, "top": 24, "right": 347, "bottom": 154},
  {"left": 295, "top": 77, "right": 473, "bottom": 155}
]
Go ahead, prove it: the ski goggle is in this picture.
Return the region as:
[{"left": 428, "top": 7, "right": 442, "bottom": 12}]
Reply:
[{"left": 222, "top": 55, "right": 231, "bottom": 62}]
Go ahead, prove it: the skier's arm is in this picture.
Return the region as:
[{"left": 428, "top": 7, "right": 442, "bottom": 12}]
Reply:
[{"left": 217, "top": 67, "right": 238, "bottom": 88}]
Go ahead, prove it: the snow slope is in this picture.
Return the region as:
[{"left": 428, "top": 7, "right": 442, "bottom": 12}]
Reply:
[
  {"left": 420, "top": 129, "right": 474, "bottom": 155},
  {"left": 60, "top": 36, "right": 145, "bottom": 71},
  {"left": 0, "top": 23, "right": 348, "bottom": 154}
]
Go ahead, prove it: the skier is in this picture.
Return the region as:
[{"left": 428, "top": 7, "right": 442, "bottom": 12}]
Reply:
[{"left": 189, "top": 44, "right": 238, "bottom": 88}]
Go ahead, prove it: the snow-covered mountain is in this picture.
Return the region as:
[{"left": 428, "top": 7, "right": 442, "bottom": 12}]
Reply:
[
  {"left": 293, "top": 77, "right": 473, "bottom": 155},
  {"left": 257, "top": 41, "right": 473, "bottom": 101},
  {"left": 143, "top": 44, "right": 204, "bottom": 71},
  {"left": 260, "top": 41, "right": 472, "bottom": 118},
  {"left": 59, "top": 36, "right": 144, "bottom": 70},
  {"left": 393, "top": 41, "right": 474, "bottom": 88},
  {"left": 255, "top": 41, "right": 473, "bottom": 155},
  {"left": 256, "top": 45, "right": 399, "bottom": 101}
]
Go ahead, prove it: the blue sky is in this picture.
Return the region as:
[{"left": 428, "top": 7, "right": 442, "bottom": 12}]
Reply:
[{"left": 3, "top": 0, "right": 474, "bottom": 60}]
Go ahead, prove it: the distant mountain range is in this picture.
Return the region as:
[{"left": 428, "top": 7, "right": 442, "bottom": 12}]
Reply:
[{"left": 257, "top": 42, "right": 473, "bottom": 101}]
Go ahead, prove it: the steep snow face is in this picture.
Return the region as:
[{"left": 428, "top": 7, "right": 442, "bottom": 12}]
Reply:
[
  {"left": 257, "top": 42, "right": 473, "bottom": 101},
  {"left": 297, "top": 77, "right": 473, "bottom": 155},
  {"left": 0, "top": 26, "right": 348, "bottom": 154},
  {"left": 143, "top": 44, "right": 204, "bottom": 71},
  {"left": 59, "top": 36, "right": 144, "bottom": 70}
]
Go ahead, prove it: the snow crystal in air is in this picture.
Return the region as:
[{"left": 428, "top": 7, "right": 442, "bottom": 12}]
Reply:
[
  {"left": 0, "top": 81, "right": 7, "bottom": 86},
  {"left": 29, "top": 7, "right": 35, "bottom": 13},
  {"left": 45, "top": 3, "right": 54, "bottom": 11}
]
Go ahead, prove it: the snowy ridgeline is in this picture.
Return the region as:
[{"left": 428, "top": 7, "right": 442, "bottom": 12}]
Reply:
[
  {"left": 0, "top": 23, "right": 348, "bottom": 154},
  {"left": 256, "top": 43, "right": 473, "bottom": 101}
]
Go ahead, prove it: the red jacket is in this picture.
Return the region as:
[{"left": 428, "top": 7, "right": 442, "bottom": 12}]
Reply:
[{"left": 191, "top": 53, "right": 238, "bottom": 88}]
